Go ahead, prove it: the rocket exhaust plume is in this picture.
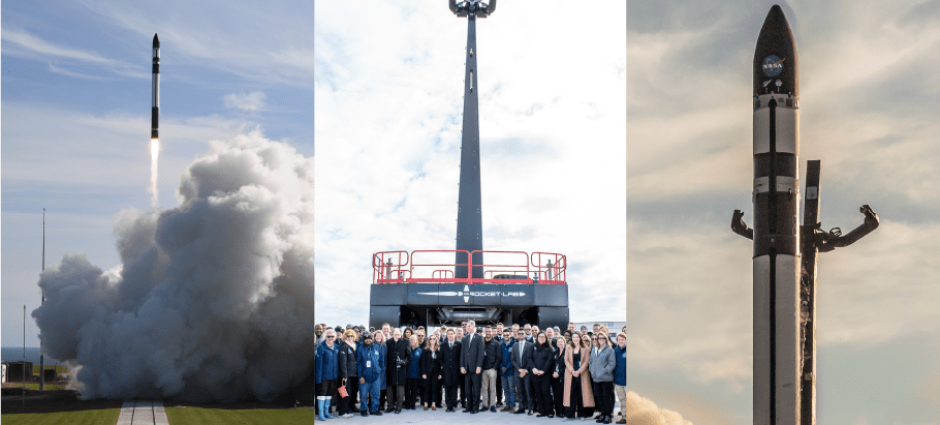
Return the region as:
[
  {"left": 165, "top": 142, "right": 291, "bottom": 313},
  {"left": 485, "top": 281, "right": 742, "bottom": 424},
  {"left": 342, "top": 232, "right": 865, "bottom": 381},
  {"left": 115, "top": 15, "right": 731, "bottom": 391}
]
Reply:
[
  {"left": 150, "top": 138, "right": 159, "bottom": 210},
  {"left": 151, "top": 34, "right": 160, "bottom": 210},
  {"left": 32, "top": 131, "right": 315, "bottom": 401}
]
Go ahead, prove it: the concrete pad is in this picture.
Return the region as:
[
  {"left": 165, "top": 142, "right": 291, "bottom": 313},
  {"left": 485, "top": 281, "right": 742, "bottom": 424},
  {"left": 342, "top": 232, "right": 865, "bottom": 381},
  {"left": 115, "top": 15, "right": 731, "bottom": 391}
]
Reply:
[
  {"left": 153, "top": 400, "right": 170, "bottom": 425},
  {"left": 134, "top": 400, "right": 154, "bottom": 425},
  {"left": 116, "top": 400, "right": 135, "bottom": 425},
  {"left": 347, "top": 407, "right": 594, "bottom": 424}
]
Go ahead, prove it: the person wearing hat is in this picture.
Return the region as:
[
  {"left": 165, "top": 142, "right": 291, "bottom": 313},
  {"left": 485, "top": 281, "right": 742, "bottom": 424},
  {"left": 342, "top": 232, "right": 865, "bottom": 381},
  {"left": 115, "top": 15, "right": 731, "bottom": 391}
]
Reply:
[{"left": 358, "top": 332, "right": 384, "bottom": 417}]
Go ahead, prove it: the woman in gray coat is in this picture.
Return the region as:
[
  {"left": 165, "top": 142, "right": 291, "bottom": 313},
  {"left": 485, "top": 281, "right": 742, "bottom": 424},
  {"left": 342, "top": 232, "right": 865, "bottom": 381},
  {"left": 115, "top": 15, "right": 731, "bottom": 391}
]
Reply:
[{"left": 588, "top": 332, "right": 617, "bottom": 424}]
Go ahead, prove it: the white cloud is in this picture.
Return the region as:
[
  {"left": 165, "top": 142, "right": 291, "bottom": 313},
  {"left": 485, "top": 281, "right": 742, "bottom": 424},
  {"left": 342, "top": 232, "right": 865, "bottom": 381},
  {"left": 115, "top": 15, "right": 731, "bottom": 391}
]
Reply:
[
  {"left": 2, "top": 27, "right": 146, "bottom": 79},
  {"left": 223, "top": 91, "right": 267, "bottom": 112},
  {"left": 627, "top": 391, "right": 695, "bottom": 425},
  {"left": 2, "top": 27, "right": 115, "bottom": 64},
  {"left": 75, "top": 0, "right": 315, "bottom": 87}
]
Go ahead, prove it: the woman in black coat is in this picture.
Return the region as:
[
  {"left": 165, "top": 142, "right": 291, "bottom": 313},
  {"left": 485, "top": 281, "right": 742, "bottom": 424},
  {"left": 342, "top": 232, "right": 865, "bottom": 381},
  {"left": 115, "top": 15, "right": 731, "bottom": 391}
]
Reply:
[
  {"left": 420, "top": 336, "right": 443, "bottom": 410},
  {"left": 530, "top": 332, "right": 556, "bottom": 417},
  {"left": 551, "top": 336, "right": 568, "bottom": 417},
  {"left": 337, "top": 330, "right": 359, "bottom": 418}
]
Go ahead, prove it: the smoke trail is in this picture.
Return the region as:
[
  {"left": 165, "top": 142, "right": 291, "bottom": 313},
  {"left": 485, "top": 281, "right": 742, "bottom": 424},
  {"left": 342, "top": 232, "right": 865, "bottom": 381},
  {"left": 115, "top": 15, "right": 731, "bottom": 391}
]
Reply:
[
  {"left": 627, "top": 391, "right": 694, "bottom": 425},
  {"left": 32, "top": 131, "right": 315, "bottom": 402},
  {"left": 150, "top": 138, "right": 159, "bottom": 210}
]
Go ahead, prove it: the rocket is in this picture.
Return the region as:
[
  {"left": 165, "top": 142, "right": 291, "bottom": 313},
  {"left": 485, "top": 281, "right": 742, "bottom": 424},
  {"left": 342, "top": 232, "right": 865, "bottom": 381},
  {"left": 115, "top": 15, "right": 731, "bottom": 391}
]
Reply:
[
  {"left": 152, "top": 34, "right": 160, "bottom": 140},
  {"left": 733, "top": 6, "right": 882, "bottom": 424},
  {"left": 745, "top": 5, "right": 802, "bottom": 423}
]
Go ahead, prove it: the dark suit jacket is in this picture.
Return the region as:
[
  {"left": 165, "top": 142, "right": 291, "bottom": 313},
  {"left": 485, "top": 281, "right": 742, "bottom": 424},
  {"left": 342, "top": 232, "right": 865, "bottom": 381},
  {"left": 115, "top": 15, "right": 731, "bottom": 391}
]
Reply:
[
  {"left": 511, "top": 339, "right": 535, "bottom": 373},
  {"left": 460, "top": 333, "right": 485, "bottom": 373},
  {"left": 440, "top": 339, "right": 463, "bottom": 386}
]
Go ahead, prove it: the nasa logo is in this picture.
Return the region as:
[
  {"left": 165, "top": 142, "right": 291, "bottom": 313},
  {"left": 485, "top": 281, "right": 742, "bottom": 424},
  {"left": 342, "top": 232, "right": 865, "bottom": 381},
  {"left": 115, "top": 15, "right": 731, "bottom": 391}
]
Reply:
[{"left": 762, "top": 55, "right": 785, "bottom": 77}]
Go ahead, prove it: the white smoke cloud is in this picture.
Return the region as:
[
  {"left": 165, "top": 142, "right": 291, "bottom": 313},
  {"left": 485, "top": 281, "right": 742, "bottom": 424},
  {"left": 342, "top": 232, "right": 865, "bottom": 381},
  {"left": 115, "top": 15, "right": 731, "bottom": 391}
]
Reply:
[
  {"left": 223, "top": 91, "right": 267, "bottom": 112},
  {"left": 32, "top": 131, "right": 315, "bottom": 402},
  {"left": 628, "top": 391, "right": 694, "bottom": 425}
]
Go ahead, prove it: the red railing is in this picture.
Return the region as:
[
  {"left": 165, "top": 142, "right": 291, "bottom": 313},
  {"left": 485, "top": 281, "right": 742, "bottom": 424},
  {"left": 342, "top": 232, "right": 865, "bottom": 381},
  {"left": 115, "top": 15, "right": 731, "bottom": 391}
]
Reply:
[{"left": 372, "top": 249, "right": 566, "bottom": 285}]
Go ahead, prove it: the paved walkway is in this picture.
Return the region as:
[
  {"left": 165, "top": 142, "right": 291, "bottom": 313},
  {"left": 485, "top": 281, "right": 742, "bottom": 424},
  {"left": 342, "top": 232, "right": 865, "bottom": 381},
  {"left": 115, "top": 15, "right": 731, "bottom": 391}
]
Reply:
[
  {"left": 328, "top": 407, "right": 619, "bottom": 424},
  {"left": 116, "top": 400, "right": 169, "bottom": 425}
]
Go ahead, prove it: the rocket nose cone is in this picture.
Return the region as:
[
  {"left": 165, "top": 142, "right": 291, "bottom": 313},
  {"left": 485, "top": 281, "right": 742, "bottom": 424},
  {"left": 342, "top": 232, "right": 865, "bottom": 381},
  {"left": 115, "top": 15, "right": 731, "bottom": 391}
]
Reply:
[
  {"left": 153, "top": 34, "right": 160, "bottom": 48},
  {"left": 754, "top": 5, "right": 798, "bottom": 96}
]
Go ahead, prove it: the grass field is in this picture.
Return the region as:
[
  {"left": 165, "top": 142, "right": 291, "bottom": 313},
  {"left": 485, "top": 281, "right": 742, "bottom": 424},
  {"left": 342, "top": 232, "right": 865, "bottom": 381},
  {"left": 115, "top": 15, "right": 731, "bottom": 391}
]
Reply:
[
  {"left": 1, "top": 388, "right": 316, "bottom": 424},
  {"left": 1, "top": 390, "right": 122, "bottom": 425},
  {"left": 166, "top": 406, "right": 317, "bottom": 424},
  {"left": 3, "top": 382, "right": 69, "bottom": 391}
]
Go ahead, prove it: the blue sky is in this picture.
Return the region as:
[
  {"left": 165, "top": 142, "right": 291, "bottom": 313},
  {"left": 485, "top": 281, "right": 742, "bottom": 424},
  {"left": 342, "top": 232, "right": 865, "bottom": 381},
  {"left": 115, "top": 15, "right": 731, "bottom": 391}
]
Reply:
[
  {"left": 314, "top": 2, "right": 626, "bottom": 328},
  {"left": 627, "top": 1, "right": 940, "bottom": 423},
  {"left": 2, "top": 0, "right": 314, "bottom": 348}
]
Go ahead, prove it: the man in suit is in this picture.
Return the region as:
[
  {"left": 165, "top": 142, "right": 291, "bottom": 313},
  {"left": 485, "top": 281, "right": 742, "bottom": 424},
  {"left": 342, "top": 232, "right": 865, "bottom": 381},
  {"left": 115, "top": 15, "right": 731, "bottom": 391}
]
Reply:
[
  {"left": 512, "top": 327, "right": 535, "bottom": 414},
  {"left": 460, "top": 320, "right": 486, "bottom": 413},
  {"left": 440, "top": 328, "right": 462, "bottom": 412}
]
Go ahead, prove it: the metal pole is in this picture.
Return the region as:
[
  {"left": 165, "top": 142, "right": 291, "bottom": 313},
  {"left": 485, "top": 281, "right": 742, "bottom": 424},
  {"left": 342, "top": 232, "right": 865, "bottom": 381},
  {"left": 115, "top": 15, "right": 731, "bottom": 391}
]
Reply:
[
  {"left": 40, "top": 208, "right": 45, "bottom": 391},
  {"left": 23, "top": 304, "right": 27, "bottom": 405}
]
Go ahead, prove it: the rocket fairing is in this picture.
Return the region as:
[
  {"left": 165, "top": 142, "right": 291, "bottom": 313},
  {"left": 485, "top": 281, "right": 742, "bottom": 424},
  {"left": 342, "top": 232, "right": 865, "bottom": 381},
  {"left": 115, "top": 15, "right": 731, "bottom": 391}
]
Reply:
[
  {"left": 752, "top": 5, "right": 801, "bottom": 423},
  {"left": 152, "top": 34, "right": 160, "bottom": 140}
]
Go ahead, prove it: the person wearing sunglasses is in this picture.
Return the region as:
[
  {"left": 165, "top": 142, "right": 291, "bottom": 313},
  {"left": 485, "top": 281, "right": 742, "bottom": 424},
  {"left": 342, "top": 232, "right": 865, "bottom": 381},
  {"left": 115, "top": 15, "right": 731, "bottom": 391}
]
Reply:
[{"left": 316, "top": 328, "right": 339, "bottom": 421}]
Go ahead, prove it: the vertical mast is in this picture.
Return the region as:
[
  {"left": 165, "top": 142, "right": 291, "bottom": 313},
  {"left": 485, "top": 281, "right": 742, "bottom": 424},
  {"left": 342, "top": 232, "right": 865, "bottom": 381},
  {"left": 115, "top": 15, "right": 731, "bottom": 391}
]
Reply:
[
  {"left": 451, "top": 1, "right": 495, "bottom": 279},
  {"left": 40, "top": 208, "right": 45, "bottom": 390}
]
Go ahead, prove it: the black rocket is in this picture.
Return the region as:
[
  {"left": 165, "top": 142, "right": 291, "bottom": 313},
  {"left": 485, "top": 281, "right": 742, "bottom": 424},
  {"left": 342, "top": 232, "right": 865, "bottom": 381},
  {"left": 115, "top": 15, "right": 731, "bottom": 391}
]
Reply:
[
  {"left": 738, "top": 5, "right": 802, "bottom": 423},
  {"left": 734, "top": 7, "right": 881, "bottom": 424},
  {"left": 152, "top": 34, "right": 160, "bottom": 140}
]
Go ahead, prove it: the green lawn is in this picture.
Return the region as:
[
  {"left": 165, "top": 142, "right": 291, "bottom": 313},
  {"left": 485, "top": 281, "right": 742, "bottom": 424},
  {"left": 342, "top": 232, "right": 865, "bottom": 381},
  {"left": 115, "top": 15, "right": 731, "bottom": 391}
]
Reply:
[
  {"left": 0, "top": 409, "right": 121, "bottom": 425},
  {"left": 9, "top": 382, "right": 69, "bottom": 391},
  {"left": 1, "top": 391, "right": 121, "bottom": 425},
  {"left": 166, "top": 406, "right": 317, "bottom": 425}
]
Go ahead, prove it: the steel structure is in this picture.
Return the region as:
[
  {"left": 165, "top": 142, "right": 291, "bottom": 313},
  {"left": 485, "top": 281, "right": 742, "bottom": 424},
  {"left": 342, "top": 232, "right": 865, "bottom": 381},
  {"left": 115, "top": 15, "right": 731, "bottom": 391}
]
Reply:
[{"left": 369, "top": 0, "right": 570, "bottom": 330}]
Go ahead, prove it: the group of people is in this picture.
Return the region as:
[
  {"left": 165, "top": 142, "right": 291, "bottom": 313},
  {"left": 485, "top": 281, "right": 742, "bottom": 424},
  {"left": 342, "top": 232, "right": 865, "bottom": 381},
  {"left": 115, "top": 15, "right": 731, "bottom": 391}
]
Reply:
[{"left": 314, "top": 321, "right": 627, "bottom": 424}]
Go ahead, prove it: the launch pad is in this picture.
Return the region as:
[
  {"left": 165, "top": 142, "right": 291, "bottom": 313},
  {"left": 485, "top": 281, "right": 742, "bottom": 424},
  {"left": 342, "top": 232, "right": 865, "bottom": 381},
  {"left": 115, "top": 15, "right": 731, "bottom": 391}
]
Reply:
[{"left": 369, "top": 0, "right": 570, "bottom": 330}]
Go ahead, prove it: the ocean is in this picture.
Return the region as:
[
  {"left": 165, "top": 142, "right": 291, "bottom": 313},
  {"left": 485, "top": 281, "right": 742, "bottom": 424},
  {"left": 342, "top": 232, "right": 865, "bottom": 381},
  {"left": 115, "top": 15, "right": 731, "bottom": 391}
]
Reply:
[{"left": 1, "top": 347, "right": 47, "bottom": 364}]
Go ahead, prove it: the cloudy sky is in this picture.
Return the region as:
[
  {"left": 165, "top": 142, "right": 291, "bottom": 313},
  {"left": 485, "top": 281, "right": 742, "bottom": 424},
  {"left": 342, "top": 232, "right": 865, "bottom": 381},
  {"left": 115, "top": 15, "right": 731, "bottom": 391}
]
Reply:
[
  {"left": 1, "top": 1, "right": 314, "bottom": 348},
  {"left": 628, "top": 1, "right": 940, "bottom": 424},
  {"left": 314, "top": 2, "right": 626, "bottom": 327}
]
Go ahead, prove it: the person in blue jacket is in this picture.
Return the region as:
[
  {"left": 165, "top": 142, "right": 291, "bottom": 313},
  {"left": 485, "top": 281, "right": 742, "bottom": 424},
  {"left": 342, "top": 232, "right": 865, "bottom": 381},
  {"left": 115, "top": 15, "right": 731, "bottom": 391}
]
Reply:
[
  {"left": 499, "top": 328, "right": 517, "bottom": 412},
  {"left": 406, "top": 335, "right": 424, "bottom": 409},
  {"left": 316, "top": 328, "right": 339, "bottom": 421},
  {"left": 357, "top": 332, "right": 385, "bottom": 417},
  {"left": 613, "top": 332, "right": 627, "bottom": 424}
]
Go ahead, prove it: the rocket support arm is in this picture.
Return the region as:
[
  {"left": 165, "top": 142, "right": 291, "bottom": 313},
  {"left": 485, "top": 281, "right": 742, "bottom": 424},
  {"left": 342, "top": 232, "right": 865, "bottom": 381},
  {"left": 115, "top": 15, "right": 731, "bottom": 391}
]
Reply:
[
  {"left": 814, "top": 205, "right": 879, "bottom": 252},
  {"left": 732, "top": 209, "right": 755, "bottom": 240}
]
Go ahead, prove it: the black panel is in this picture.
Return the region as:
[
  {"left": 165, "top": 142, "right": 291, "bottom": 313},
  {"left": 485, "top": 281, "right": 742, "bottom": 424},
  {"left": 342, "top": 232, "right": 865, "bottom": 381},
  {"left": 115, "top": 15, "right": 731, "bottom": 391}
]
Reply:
[
  {"left": 370, "top": 306, "right": 401, "bottom": 329},
  {"left": 754, "top": 154, "right": 796, "bottom": 178},
  {"left": 533, "top": 285, "right": 569, "bottom": 307},
  {"left": 537, "top": 307, "right": 570, "bottom": 330},
  {"left": 371, "top": 285, "right": 408, "bottom": 306},
  {"left": 408, "top": 284, "right": 441, "bottom": 306},
  {"left": 499, "top": 285, "right": 534, "bottom": 306}
]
